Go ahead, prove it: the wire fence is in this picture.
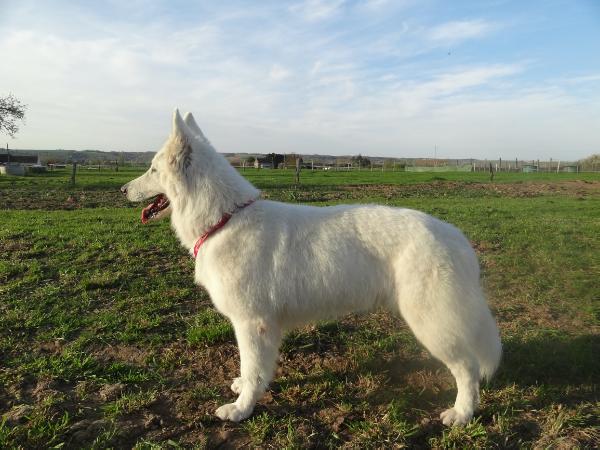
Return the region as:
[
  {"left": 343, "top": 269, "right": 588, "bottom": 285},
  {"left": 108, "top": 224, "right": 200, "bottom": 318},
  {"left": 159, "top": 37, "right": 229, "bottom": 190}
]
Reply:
[{"left": 234, "top": 158, "right": 600, "bottom": 173}]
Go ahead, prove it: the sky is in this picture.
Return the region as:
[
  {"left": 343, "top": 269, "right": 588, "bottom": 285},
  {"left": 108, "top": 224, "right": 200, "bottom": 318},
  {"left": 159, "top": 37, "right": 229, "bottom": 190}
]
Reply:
[{"left": 1, "top": 0, "right": 599, "bottom": 160}]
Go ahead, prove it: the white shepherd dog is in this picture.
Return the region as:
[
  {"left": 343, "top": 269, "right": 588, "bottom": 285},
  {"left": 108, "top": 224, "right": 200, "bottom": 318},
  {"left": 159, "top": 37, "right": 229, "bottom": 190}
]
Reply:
[{"left": 122, "top": 110, "right": 501, "bottom": 426}]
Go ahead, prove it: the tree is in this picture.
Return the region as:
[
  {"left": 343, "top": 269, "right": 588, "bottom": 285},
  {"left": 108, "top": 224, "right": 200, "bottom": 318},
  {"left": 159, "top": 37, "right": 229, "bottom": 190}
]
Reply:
[
  {"left": 284, "top": 153, "right": 302, "bottom": 167},
  {"left": 579, "top": 154, "right": 600, "bottom": 172},
  {"left": 383, "top": 159, "right": 395, "bottom": 170},
  {"left": 264, "top": 153, "right": 285, "bottom": 168},
  {"left": 0, "top": 94, "right": 27, "bottom": 137},
  {"left": 352, "top": 154, "right": 371, "bottom": 168}
]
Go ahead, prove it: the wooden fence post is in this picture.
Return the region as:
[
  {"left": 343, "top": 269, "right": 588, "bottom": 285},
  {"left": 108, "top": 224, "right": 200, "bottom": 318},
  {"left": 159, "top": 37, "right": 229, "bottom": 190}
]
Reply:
[{"left": 70, "top": 162, "right": 77, "bottom": 185}]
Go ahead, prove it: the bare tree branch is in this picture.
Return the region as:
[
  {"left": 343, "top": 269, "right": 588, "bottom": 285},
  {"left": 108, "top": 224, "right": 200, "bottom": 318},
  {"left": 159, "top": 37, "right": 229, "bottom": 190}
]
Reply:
[{"left": 0, "top": 94, "right": 27, "bottom": 138}]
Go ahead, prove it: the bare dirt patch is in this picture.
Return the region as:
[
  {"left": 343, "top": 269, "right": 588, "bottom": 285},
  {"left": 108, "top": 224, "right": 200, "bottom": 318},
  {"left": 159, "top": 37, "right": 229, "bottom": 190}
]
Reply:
[
  {"left": 0, "top": 188, "right": 130, "bottom": 210},
  {"left": 4, "top": 180, "right": 598, "bottom": 210},
  {"left": 263, "top": 180, "right": 600, "bottom": 203},
  {"left": 341, "top": 180, "right": 600, "bottom": 199},
  {"left": 93, "top": 345, "right": 150, "bottom": 367}
]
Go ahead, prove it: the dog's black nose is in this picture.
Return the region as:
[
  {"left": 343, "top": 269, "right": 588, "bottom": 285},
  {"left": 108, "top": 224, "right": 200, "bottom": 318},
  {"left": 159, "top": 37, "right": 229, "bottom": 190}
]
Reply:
[{"left": 120, "top": 185, "right": 128, "bottom": 195}]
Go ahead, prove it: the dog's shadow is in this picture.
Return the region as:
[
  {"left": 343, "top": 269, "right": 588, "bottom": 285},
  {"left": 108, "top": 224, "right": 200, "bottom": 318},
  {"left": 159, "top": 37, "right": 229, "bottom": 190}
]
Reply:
[
  {"left": 495, "top": 333, "right": 599, "bottom": 388},
  {"left": 265, "top": 332, "right": 599, "bottom": 421}
]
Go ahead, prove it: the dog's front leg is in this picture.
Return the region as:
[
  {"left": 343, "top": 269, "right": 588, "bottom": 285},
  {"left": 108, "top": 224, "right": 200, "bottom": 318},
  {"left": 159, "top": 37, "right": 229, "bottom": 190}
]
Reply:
[
  {"left": 230, "top": 376, "right": 244, "bottom": 394},
  {"left": 215, "top": 318, "right": 281, "bottom": 422}
]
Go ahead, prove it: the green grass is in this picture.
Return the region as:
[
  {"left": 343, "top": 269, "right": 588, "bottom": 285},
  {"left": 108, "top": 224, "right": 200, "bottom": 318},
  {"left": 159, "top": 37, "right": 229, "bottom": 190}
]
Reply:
[
  {"left": 186, "top": 308, "right": 234, "bottom": 346},
  {"left": 242, "top": 167, "right": 600, "bottom": 188},
  {"left": 103, "top": 390, "right": 158, "bottom": 418},
  {"left": 0, "top": 168, "right": 598, "bottom": 448},
  {"left": 0, "top": 166, "right": 146, "bottom": 189},
  {"left": 1, "top": 165, "right": 597, "bottom": 190}
]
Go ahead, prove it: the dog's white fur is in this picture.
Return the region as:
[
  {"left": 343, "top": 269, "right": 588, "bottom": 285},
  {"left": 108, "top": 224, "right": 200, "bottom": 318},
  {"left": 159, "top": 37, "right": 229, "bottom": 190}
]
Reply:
[{"left": 122, "top": 110, "right": 501, "bottom": 426}]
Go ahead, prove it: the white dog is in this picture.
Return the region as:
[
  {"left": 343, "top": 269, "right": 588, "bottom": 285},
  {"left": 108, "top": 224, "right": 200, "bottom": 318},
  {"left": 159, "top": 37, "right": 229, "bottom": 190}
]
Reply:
[{"left": 122, "top": 110, "right": 501, "bottom": 426}]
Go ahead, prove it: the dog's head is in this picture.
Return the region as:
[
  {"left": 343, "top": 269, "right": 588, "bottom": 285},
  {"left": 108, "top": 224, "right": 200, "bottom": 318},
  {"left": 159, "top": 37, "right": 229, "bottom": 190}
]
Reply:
[{"left": 120, "top": 109, "right": 205, "bottom": 223}]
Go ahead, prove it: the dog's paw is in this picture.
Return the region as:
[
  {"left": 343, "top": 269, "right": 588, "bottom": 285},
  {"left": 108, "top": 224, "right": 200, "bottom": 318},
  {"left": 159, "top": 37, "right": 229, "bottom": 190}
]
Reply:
[
  {"left": 230, "top": 377, "right": 244, "bottom": 395},
  {"left": 215, "top": 402, "right": 251, "bottom": 422},
  {"left": 440, "top": 408, "right": 472, "bottom": 426}
]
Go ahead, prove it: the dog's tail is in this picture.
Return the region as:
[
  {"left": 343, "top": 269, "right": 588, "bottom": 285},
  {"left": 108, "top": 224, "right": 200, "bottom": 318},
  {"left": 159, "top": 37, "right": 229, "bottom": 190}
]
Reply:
[{"left": 473, "top": 304, "right": 502, "bottom": 381}]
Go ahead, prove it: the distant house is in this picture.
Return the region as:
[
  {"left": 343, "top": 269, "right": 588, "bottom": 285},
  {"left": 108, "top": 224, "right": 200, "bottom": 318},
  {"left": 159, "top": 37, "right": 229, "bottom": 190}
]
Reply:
[
  {"left": 253, "top": 158, "right": 274, "bottom": 169},
  {"left": 562, "top": 165, "right": 578, "bottom": 173},
  {"left": 254, "top": 153, "right": 284, "bottom": 169},
  {"left": 0, "top": 154, "right": 38, "bottom": 164},
  {"left": 0, "top": 153, "right": 39, "bottom": 176}
]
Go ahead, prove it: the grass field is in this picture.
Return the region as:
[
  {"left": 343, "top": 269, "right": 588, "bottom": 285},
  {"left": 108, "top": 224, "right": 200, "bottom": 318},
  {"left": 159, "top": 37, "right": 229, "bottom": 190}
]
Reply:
[{"left": 1, "top": 168, "right": 599, "bottom": 448}]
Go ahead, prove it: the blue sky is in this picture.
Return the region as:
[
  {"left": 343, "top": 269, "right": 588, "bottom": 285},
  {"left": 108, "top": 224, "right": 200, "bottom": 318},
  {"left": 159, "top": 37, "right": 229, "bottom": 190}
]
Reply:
[{"left": 1, "top": 0, "right": 599, "bottom": 159}]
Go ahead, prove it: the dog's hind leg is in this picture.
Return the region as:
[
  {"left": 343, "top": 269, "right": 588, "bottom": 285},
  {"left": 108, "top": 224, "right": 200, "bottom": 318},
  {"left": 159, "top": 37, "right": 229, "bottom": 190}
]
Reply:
[
  {"left": 215, "top": 318, "right": 282, "bottom": 422},
  {"left": 439, "top": 360, "right": 480, "bottom": 425},
  {"left": 395, "top": 270, "right": 493, "bottom": 425},
  {"left": 400, "top": 302, "right": 482, "bottom": 425}
]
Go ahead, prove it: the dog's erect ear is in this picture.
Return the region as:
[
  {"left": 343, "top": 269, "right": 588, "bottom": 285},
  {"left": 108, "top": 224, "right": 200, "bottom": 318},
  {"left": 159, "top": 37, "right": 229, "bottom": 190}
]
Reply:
[
  {"left": 183, "top": 112, "right": 209, "bottom": 144},
  {"left": 172, "top": 108, "right": 189, "bottom": 139},
  {"left": 168, "top": 109, "right": 193, "bottom": 169}
]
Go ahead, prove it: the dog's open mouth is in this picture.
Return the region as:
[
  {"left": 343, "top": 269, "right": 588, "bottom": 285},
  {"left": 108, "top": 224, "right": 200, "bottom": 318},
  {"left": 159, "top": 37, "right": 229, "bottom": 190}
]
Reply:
[{"left": 141, "top": 194, "right": 171, "bottom": 224}]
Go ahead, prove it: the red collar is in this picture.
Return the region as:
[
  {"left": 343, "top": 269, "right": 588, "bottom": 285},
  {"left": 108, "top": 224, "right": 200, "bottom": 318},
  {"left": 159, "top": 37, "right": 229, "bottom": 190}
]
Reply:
[{"left": 193, "top": 200, "right": 256, "bottom": 258}]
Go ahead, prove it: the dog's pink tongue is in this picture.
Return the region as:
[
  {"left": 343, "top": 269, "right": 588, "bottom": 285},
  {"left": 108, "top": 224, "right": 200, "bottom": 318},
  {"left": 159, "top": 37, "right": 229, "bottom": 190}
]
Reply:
[
  {"left": 141, "top": 202, "right": 155, "bottom": 224},
  {"left": 141, "top": 194, "right": 166, "bottom": 224}
]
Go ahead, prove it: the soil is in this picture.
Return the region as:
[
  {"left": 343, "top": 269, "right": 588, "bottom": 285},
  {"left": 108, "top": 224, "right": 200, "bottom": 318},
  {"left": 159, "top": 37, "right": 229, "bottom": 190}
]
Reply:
[
  {"left": 265, "top": 180, "right": 600, "bottom": 203},
  {"left": 3, "top": 180, "right": 598, "bottom": 210},
  {"left": 0, "top": 189, "right": 131, "bottom": 210}
]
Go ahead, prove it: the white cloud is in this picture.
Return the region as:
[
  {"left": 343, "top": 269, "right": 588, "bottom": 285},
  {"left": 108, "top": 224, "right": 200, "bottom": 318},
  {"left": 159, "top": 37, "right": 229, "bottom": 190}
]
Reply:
[
  {"left": 565, "top": 74, "right": 600, "bottom": 84},
  {"left": 269, "top": 64, "right": 292, "bottom": 81},
  {"left": 290, "top": 0, "right": 346, "bottom": 21},
  {"left": 428, "top": 19, "right": 495, "bottom": 44},
  {"left": 360, "top": 0, "right": 391, "bottom": 10},
  {"left": 419, "top": 64, "right": 523, "bottom": 96}
]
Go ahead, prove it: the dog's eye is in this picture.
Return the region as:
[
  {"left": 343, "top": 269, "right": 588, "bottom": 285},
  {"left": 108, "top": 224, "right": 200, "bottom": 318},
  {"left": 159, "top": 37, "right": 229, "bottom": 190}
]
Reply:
[{"left": 150, "top": 167, "right": 157, "bottom": 173}]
